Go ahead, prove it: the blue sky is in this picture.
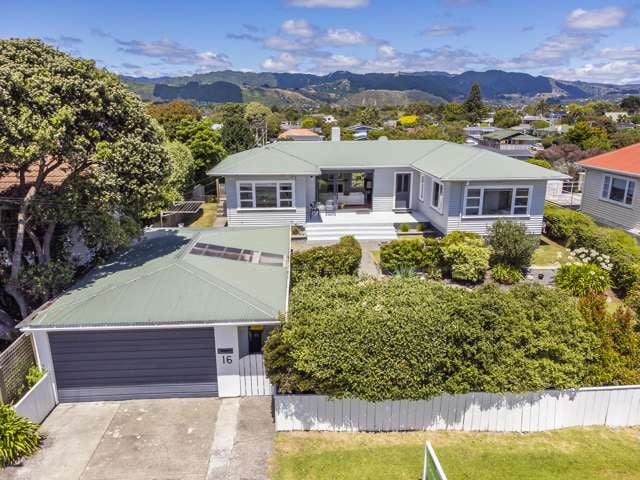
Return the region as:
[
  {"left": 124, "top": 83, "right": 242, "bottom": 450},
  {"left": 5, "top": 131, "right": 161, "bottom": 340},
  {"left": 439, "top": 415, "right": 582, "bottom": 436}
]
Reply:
[{"left": 2, "top": 0, "right": 640, "bottom": 83}]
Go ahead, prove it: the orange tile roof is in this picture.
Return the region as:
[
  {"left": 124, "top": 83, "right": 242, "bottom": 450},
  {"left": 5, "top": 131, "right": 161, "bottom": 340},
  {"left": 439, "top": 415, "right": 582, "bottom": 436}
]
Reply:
[
  {"left": 278, "top": 128, "right": 321, "bottom": 139},
  {"left": 0, "top": 164, "right": 70, "bottom": 194},
  {"left": 578, "top": 142, "right": 640, "bottom": 176}
]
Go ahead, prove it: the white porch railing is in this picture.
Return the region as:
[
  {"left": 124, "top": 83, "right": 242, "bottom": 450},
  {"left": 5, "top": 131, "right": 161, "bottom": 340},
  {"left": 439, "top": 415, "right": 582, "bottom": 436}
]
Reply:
[{"left": 238, "top": 354, "right": 273, "bottom": 396}]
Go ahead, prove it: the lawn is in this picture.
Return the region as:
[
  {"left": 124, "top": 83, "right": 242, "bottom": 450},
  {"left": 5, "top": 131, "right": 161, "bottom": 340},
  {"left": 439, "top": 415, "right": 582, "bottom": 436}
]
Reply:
[
  {"left": 270, "top": 428, "right": 640, "bottom": 480},
  {"left": 187, "top": 202, "right": 217, "bottom": 227},
  {"left": 531, "top": 237, "right": 570, "bottom": 266}
]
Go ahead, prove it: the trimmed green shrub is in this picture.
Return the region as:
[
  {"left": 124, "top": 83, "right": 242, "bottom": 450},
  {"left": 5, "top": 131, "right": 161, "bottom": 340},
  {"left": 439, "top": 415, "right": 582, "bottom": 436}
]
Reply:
[
  {"left": 441, "top": 240, "right": 490, "bottom": 283},
  {"left": 0, "top": 405, "right": 42, "bottom": 467},
  {"left": 527, "top": 158, "right": 553, "bottom": 169},
  {"left": 555, "top": 263, "right": 611, "bottom": 297},
  {"left": 543, "top": 204, "right": 596, "bottom": 243},
  {"left": 393, "top": 264, "right": 417, "bottom": 278},
  {"left": 491, "top": 263, "right": 524, "bottom": 284},
  {"left": 399, "top": 223, "right": 410, "bottom": 233},
  {"left": 265, "top": 277, "right": 596, "bottom": 400},
  {"left": 487, "top": 219, "right": 539, "bottom": 269},
  {"left": 290, "top": 236, "right": 361, "bottom": 286},
  {"left": 440, "top": 230, "right": 484, "bottom": 247},
  {"left": 379, "top": 238, "right": 442, "bottom": 276},
  {"left": 416, "top": 222, "right": 426, "bottom": 232}
]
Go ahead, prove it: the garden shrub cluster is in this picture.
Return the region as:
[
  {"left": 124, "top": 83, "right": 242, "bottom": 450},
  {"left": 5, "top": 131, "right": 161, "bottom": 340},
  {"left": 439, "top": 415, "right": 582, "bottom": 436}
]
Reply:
[
  {"left": 491, "top": 263, "right": 524, "bottom": 284},
  {"left": 265, "top": 277, "right": 598, "bottom": 401},
  {"left": 544, "top": 204, "right": 640, "bottom": 296},
  {"left": 379, "top": 232, "right": 490, "bottom": 283},
  {"left": 487, "top": 220, "right": 538, "bottom": 270},
  {"left": 0, "top": 405, "right": 42, "bottom": 467},
  {"left": 290, "top": 236, "right": 361, "bottom": 286}
]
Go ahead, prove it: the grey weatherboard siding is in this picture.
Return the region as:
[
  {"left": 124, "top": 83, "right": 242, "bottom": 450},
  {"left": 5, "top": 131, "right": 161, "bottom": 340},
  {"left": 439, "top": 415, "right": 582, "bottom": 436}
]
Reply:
[
  {"left": 580, "top": 169, "right": 640, "bottom": 231},
  {"left": 49, "top": 328, "right": 218, "bottom": 402}
]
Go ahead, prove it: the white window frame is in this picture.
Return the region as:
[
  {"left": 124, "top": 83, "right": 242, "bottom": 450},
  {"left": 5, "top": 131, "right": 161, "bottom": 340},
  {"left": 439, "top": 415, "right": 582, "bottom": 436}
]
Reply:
[
  {"left": 236, "top": 180, "right": 296, "bottom": 210},
  {"left": 418, "top": 174, "right": 425, "bottom": 202},
  {"left": 600, "top": 174, "right": 635, "bottom": 208},
  {"left": 430, "top": 179, "right": 444, "bottom": 214},
  {"left": 462, "top": 185, "right": 532, "bottom": 218}
]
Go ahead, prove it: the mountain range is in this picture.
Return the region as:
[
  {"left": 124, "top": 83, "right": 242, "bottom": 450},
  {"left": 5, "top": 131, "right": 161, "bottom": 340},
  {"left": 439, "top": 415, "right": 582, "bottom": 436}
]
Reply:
[{"left": 122, "top": 69, "right": 640, "bottom": 107}]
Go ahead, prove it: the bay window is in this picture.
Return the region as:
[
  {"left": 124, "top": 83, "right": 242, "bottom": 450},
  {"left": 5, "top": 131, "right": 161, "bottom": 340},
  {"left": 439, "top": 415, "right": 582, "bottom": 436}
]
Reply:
[
  {"left": 237, "top": 181, "right": 295, "bottom": 209},
  {"left": 463, "top": 186, "right": 531, "bottom": 217},
  {"left": 601, "top": 175, "right": 635, "bottom": 206}
]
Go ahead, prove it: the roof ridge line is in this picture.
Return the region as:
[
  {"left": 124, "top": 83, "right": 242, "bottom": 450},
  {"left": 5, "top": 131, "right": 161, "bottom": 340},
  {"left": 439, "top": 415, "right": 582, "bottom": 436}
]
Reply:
[
  {"left": 34, "top": 263, "right": 178, "bottom": 324},
  {"left": 270, "top": 143, "right": 323, "bottom": 169},
  {"left": 175, "top": 262, "right": 277, "bottom": 318},
  {"left": 408, "top": 141, "right": 448, "bottom": 172},
  {"left": 439, "top": 148, "right": 488, "bottom": 180}
]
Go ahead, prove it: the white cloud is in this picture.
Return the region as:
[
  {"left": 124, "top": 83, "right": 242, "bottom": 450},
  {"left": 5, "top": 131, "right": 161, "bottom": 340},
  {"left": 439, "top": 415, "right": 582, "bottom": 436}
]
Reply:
[
  {"left": 501, "top": 31, "right": 597, "bottom": 69},
  {"left": 377, "top": 45, "right": 396, "bottom": 59},
  {"left": 552, "top": 61, "right": 640, "bottom": 84},
  {"left": 115, "top": 38, "right": 232, "bottom": 69},
  {"left": 280, "top": 19, "right": 318, "bottom": 38},
  {"left": 261, "top": 52, "right": 300, "bottom": 71},
  {"left": 566, "top": 7, "right": 627, "bottom": 30},
  {"left": 285, "top": 0, "right": 370, "bottom": 7},
  {"left": 424, "top": 24, "right": 474, "bottom": 37},
  {"left": 599, "top": 46, "right": 640, "bottom": 60},
  {"left": 315, "top": 54, "right": 364, "bottom": 71},
  {"left": 324, "top": 28, "right": 371, "bottom": 45}
]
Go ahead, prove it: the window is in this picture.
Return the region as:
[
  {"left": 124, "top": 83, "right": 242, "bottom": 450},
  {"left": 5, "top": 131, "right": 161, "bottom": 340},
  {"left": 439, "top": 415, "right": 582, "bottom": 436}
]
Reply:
[
  {"left": 601, "top": 175, "right": 635, "bottom": 206},
  {"left": 418, "top": 174, "right": 425, "bottom": 202},
  {"left": 237, "top": 181, "right": 295, "bottom": 209},
  {"left": 463, "top": 186, "right": 531, "bottom": 217},
  {"left": 431, "top": 180, "right": 444, "bottom": 213}
]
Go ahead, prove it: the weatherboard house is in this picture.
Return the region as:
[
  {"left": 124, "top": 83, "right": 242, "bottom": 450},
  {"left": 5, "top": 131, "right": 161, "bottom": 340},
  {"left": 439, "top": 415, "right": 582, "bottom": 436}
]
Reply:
[{"left": 209, "top": 139, "right": 567, "bottom": 241}]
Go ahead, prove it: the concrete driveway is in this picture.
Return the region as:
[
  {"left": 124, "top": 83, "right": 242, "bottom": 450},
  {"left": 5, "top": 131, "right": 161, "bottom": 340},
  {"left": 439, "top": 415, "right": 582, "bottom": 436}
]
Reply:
[{"left": 3, "top": 397, "right": 274, "bottom": 480}]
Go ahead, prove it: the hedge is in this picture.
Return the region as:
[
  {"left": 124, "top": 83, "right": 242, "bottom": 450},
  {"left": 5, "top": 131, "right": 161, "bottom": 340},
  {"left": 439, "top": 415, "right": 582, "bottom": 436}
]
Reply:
[
  {"left": 290, "top": 236, "right": 361, "bottom": 286},
  {"left": 264, "top": 277, "right": 596, "bottom": 401},
  {"left": 544, "top": 204, "right": 640, "bottom": 295}
]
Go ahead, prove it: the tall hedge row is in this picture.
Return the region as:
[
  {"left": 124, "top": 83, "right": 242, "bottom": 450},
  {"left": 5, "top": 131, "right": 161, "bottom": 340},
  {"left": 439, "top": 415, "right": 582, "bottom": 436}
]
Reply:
[
  {"left": 290, "top": 236, "right": 361, "bottom": 286},
  {"left": 264, "top": 277, "right": 596, "bottom": 401}
]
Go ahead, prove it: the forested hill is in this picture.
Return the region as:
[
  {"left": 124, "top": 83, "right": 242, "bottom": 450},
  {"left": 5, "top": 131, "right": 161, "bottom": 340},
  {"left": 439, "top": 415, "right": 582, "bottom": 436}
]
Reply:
[{"left": 122, "top": 69, "right": 640, "bottom": 106}]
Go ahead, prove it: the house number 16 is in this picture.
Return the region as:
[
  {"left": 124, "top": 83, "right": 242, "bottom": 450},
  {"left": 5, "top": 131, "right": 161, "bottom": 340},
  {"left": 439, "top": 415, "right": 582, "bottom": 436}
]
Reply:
[{"left": 222, "top": 355, "right": 233, "bottom": 364}]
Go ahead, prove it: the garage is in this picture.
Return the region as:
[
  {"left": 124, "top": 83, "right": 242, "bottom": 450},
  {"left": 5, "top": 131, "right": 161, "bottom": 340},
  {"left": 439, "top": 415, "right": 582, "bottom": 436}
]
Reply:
[{"left": 50, "top": 328, "right": 217, "bottom": 402}]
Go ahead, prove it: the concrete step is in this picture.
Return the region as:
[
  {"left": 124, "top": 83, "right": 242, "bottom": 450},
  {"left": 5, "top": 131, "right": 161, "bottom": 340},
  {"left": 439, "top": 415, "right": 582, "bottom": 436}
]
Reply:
[{"left": 306, "top": 223, "right": 398, "bottom": 242}]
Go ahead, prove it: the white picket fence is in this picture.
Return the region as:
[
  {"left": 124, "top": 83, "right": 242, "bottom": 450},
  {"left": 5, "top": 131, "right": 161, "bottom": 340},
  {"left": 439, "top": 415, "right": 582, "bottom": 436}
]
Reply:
[
  {"left": 274, "top": 385, "right": 640, "bottom": 432},
  {"left": 239, "top": 354, "right": 273, "bottom": 396}
]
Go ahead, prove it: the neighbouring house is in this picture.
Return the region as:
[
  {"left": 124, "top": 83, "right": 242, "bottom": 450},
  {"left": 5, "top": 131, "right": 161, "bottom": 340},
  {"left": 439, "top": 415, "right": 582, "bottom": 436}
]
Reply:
[
  {"left": 605, "top": 112, "right": 628, "bottom": 123},
  {"left": 478, "top": 129, "right": 541, "bottom": 159},
  {"left": 463, "top": 125, "right": 497, "bottom": 141},
  {"left": 208, "top": 139, "right": 567, "bottom": 241},
  {"left": 383, "top": 119, "right": 398, "bottom": 129},
  {"left": 347, "top": 124, "right": 376, "bottom": 140},
  {"left": 577, "top": 142, "right": 640, "bottom": 235},
  {"left": 522, "top": 115, "right": 548, "bottom": 125},
  {"left": 277, "top": 128, "right": 323, "bottom": 142},
  {"left": 18, "top": 226, "right": 290, "bottom": 402}
]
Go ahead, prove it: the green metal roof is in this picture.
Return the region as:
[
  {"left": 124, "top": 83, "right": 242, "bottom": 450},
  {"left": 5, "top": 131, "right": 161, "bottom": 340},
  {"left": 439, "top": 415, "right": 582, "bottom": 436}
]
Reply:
[
  {"left": 19, "top": 227, "right": 291, "bottom": 329},
  {"left": 208, "top": 140, "right": 567, "bottom": 181},
  {"left": 482, "top": 129, "right": 524, "bottom": 141}
]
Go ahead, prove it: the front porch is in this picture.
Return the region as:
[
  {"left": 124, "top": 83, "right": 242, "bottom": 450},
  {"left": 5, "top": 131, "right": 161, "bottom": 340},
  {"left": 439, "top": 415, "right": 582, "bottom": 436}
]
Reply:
[{"left": 305, "top": 210, "right": 429, "bottom": 242}]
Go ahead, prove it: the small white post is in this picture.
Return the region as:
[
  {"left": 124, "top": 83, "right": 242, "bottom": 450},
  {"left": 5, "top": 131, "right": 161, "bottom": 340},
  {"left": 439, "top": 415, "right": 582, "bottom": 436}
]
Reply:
[{"left": 214, "top": 326, "right": 240, "bottom": 397}]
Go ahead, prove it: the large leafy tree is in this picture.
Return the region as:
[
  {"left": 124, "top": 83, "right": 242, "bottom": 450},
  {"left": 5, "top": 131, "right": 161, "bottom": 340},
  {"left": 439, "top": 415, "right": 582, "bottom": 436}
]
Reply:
[
  {"left": 0, "top": 39, "right": 170, "bottom": 320},
  {"left": 174, "top": 117, "right": 226, "bottom": 181},
  {"left": 493, "top": 108, "right": 521, "bottom": 128},
  {"left": 147, "top": 100, "right": 201, "bottom": 139},
  {"left": 221, "top": 104, "right": 254, "bottom": 154}
]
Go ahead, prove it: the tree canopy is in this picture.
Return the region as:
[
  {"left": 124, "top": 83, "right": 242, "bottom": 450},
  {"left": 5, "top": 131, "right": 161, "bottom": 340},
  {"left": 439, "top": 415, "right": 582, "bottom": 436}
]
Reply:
[
  {"left": 0, "top": 39, "right": 170, "bottom": 321},
  {"left": 463, "top": 82, "right": 486, "bottom": 124}
]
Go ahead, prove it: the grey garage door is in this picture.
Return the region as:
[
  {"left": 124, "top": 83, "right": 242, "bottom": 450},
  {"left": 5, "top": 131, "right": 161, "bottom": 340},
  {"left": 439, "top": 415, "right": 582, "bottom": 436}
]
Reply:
[{"left": 49, "top": 328, "right": 217, "bottom": 402}]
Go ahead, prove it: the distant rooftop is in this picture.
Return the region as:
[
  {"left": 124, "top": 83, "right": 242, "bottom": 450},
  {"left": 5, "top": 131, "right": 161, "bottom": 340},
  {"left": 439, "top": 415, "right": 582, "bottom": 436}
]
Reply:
[{"left": 578, "top": 143, "right": 640, "bottom": 177}]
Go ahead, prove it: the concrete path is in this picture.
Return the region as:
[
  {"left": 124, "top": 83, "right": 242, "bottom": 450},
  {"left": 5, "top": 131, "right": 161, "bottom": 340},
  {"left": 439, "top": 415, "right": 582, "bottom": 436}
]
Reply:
[{"left": 3, "top": 397, "right": 275, "bottom": 480}]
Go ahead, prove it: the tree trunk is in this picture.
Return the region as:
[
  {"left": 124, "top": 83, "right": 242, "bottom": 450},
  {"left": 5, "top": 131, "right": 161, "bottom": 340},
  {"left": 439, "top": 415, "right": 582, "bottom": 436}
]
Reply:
[
  {"left": 4, "top": 185, "right": 36, "bottom": 319},
  {"left": 41, "top": 222, "right": 56, "bottom": 265}
]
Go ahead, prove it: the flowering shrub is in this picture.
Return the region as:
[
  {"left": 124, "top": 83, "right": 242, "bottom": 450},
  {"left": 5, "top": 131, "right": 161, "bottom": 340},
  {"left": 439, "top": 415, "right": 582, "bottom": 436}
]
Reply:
[
  {"left": 568, "top": 247, "right": 613, "bottom": 271},
  {"left": 555, "top": 263, "right": 611, "bottom": 297}
]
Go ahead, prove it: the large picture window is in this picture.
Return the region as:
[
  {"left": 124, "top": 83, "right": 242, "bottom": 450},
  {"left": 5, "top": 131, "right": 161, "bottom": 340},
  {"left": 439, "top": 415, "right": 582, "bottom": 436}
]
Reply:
[
  {"left": 463, "top": 186, "right": 531, "bottom": 217},
  {"left": 237, "top": 181, "right": 295, "bottom": 209},
  {"left": 601, "top": 175, "right": 635, "bottom": 206}
]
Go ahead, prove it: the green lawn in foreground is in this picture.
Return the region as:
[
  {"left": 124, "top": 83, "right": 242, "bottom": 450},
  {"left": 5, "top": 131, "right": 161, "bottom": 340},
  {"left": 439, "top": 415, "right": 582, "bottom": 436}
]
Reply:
[
  {"left": 187, "top": 202, "right": 217, "bottom": 227},
  {"left": 270, "top": 428, "right": 640, "bottom": 480}
]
